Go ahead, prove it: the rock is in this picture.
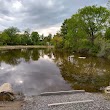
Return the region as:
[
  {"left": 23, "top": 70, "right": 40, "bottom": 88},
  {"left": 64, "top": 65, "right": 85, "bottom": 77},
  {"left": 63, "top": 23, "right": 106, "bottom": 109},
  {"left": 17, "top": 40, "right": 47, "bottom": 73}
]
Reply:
[
  {"left": 0, "top": 83, "right": 13, "bottom": 93},
  {"left": 105, "top": 86, "right": 110, "bottom": 94},
  {"left": 0, "top": 83, "right": 15, "bottom": 101},
  {"left": 0, "top": 92, "right": 15, "bottom": 101}
]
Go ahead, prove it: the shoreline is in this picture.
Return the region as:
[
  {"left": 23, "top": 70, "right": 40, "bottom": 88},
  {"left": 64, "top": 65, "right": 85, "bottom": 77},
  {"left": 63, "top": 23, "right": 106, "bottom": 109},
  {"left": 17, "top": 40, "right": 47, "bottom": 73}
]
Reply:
[
  {"left": 0, "top": 90, "right": 110, "bottom": 110},
  {"left": 0, "top": 45, "right": 54, "bottom": 50},
  {"left": 22, "top": 92, "right": 110, "bottom": 110}
]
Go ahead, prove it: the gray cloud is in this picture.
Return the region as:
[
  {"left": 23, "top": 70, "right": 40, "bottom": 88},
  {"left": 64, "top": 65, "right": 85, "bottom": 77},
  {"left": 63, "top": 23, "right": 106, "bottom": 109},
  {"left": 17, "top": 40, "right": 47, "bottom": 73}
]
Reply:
[{"left": 0, "top": 0, "right": 108, "bottom": 35}]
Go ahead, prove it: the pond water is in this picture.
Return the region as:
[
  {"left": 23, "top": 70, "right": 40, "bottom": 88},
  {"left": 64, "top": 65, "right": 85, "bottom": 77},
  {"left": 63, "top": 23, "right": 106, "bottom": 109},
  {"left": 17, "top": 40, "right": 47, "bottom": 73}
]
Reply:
[{"left": 0, "top": 48, "right": 110, "bottom": 96}]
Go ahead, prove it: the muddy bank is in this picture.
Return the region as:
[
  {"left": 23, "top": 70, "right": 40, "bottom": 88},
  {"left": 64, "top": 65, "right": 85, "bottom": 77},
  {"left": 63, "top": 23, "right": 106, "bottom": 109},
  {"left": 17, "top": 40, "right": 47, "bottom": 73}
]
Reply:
[{"left": 0, "top": 45, "right": 54, "bottom": 50}]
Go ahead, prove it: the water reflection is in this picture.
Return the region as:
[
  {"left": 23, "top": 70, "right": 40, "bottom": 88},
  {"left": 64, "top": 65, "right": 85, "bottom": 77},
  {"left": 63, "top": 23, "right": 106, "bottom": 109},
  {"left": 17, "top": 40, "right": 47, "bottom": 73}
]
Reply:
[
  {"left": 0, "top": 49, "right": 70, "bottom": 96},
  {"left": 54, "top": 51, "right": 110, "bottom": 92},
  {"left": 0, "top": 49, "right": 110, "bottom": 95}
]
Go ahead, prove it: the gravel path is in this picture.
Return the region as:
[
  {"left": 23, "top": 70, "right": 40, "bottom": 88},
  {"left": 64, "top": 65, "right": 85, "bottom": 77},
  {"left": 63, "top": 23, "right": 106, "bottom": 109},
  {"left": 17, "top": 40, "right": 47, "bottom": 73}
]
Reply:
[{"left": 22, "top": 92, "right": 110, "bottom": 110}]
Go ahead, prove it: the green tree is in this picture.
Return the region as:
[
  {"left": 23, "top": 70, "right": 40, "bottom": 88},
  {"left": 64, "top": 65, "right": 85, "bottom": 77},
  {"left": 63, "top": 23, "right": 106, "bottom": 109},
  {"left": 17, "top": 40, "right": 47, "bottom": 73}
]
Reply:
[
  {"left": 61, "top": 19, "right": 68, "bottom": 39},
  {"left": 0, "top": 32, "right": 10, "bottom": 45},
  {"left": 21, "top": 29, "right": 31, "bottom": 45},
  {"left": 59, "top": 5, "right": 110, "bottom": 55},
  {"left": 12, "top": 34, "right": 21, "bottom": 45},
  {"left": 24, "top": 29, "right": 30, "bottom": 38},
  {"left": 46, "top": 33, "right": 52, "bottom": 45},
  {"left": 31, "top": 32, "right": 39, "bottom": 45},
  {"left": 40, "top": 34, "right": 44, "bottom": 40},
  {"left": 53, "top": 33, "right": 63, "bottom": 48},
  {"left": 47, "top": 33, "right": 52, "bottom": 42},
  {"left": 105, "top": 27, "right": 110, "bottom": 39},
  {"left": 65, "top": 14, "right": 87, "bottom": 50},
  {"left": 78, "top": 5, "right": 110, "bottom": 45},
  {"left": 3, "top": 27, "right": 20, "bottom": 45}
]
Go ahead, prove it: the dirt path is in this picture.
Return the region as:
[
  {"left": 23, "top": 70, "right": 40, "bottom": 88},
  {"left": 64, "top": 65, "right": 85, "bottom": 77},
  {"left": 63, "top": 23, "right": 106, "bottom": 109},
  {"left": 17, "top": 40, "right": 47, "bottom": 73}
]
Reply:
[
  {"left": 0, "top": 45, "right": 54, "bottom": 50},
  {"left": 0, "top": 101, "right": 23, "bottom": 110}
]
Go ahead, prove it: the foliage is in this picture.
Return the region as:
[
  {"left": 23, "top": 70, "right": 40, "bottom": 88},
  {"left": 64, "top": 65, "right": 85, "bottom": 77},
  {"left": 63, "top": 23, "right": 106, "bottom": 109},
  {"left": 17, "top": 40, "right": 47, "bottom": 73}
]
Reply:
[
  {"left": 53, "top": 5, "right": 110, "bottom": 58},
  {"left": 95, "top": 37, "right": 110, "bottom": 57},
  {"left": 0, "top": 32, "right": 10, "bottom": 45},
  {"left": 1, "top": 5, "right": 110, "bottom": 59},
  {"left": 3, "top": 27, "right": 20, "bottom": 45},
  {"left": 78, "top": 5, "right": 109, "bottom": 45},
  {"left": 31, "top": 32, "right": 39, "bottom": 45},
  {"left": 53, "top": 51, "right": 110, "bottom": 92},
  {"left": 105, "top": 27, "right": 110, "bottom": 39},
  {"left": 41, "top": 34, "right": 52, "bottom": 45},
  {"left": 0, "top": 27, "right": 53, "bottom": 46},
  {"left": 52, "top": 33, "right": 63, "bottom": 48}
]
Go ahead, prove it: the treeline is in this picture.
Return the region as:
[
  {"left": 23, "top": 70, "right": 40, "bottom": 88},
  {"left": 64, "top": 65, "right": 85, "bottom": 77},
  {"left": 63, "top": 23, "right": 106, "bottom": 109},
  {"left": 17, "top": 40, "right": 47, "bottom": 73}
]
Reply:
[
  {"left": 53, "top": 5, "right": 110, "bottom": 58},
  {"left": 0, "top": 27, "right": 53, "bottom": 46}
]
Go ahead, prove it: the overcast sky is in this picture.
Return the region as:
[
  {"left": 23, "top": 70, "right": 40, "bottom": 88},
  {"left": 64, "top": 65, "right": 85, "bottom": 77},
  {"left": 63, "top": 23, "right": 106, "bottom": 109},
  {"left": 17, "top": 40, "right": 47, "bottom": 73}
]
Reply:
[{"left": 0, "top": 0, "right": 108, "bottom": 35}]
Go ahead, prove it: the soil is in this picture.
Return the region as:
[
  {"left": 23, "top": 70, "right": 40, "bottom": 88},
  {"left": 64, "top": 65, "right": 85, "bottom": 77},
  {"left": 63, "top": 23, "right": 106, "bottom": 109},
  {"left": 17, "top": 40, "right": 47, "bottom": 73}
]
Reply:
[{"left": 0, "top": 101, "right": 23, "bottom": 110}]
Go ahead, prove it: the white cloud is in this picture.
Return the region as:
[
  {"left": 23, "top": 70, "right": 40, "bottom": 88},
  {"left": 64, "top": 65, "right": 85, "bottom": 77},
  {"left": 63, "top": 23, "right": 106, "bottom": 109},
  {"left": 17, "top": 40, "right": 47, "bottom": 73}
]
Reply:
[
  {"left": 37, "top": 24, "right": 61, "bottom": 35},
  {"left": 47, "top": 0, "right": 54, "bottom": 7},
  {"left": 0, "top": 0, "right": 108, "bottom": 35},
  {"left": 4, "top": 16, "right": 15, "bottom": 21},
  {"left": 12, "top": 1, "right": 22, "bottom": 11}
]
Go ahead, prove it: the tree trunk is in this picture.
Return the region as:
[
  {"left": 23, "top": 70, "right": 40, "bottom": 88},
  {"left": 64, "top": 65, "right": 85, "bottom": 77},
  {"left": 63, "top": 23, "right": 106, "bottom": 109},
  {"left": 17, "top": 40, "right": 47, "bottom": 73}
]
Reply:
[{"left": 90, "top": 27, "right": 95, "bottom": 45}]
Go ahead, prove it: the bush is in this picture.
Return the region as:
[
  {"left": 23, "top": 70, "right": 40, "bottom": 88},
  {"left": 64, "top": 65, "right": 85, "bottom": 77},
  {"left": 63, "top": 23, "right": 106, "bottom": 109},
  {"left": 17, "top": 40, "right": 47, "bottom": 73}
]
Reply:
[
  {"left": 89, "top": 45, "right": 100, "bottom": 56},
  {"left": 0, "top": 42, "right": 3, "bottom": 46}
]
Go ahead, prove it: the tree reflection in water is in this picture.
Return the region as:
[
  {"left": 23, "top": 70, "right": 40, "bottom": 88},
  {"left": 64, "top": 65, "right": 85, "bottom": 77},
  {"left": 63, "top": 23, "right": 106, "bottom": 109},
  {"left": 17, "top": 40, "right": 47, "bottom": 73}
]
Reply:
[
  {"left": 53, "top": 50, "right": 110, "bottom": 92},
  {"left": 0, "top": 49, "right": 110, "bottom": 93}
]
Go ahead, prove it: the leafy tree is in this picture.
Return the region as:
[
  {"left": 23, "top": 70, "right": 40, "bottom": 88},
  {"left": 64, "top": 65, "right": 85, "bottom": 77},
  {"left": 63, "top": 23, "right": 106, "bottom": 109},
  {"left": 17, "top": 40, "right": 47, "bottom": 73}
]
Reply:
[
  {"left": 58, "top": 5, "right": 110, "bottom": 55},
  {"left": 31, "top": 32, "right": 39, "bottom": 45},
  {"left": 42, "top": 37, "right": 48, "bottom": 45},
  {"left": 47, "top": 33, "right": 52, "bottom": 42},
  {"left": 53, "top": 33, "right": 63, "bottom": 48},
  {"left": 65, "top": 14, "right": 87, "bottom": 50},
  {"left": 3, "top": 27, "right": 20, "bottom": 45},
  {"left": 0, "top": 32, "right": 10, "bottom": 45},
  {"left": 21, "top": 29, "right": 31, "bottom": 45},
  {"left": 24, "top": 29, "right": 30, "bottom": 38},
  {"left": 78, "top": 5, "right": 110, "bottom": 45},
  {"left": 45, "top": 33, "right": 52, "bottom": 45},
  {"left": 105, "top": 27, "right": 110, "bottom": 39},
  {"left": 12, "top": 34, "right": 22, "bottom": 45},
  {"left": 40, "top": 34, "right": 44, "bottom": 40},
  {"left": 20, "top": 34, "right": 28, "bottom": 45},
  {"left": 61, "top": 19, "right": 68, "bottom": 39}
]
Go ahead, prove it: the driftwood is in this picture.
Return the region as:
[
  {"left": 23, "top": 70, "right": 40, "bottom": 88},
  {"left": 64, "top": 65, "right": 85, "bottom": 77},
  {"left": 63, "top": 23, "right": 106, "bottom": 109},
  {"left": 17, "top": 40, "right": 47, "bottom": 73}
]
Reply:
[{"left": 78, "top": 57, "right": 86, "bottom": 59}]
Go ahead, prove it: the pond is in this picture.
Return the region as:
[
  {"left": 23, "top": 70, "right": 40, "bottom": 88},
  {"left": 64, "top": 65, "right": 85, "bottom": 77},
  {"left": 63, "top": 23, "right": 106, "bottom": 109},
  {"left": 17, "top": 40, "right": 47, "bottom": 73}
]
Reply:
[{"left": 0, "top": 48, "right": 110, "bottom": 96}]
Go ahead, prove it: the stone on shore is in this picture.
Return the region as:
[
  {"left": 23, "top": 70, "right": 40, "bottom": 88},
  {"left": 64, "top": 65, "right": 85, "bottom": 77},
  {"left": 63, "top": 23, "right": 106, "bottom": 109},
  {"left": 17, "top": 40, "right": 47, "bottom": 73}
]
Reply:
[
  {"left": 0, "top": 83, "right": 15, "bottom": 101},
  {"left": 105, "top": 86, "right": 110, "bottom": 94}
]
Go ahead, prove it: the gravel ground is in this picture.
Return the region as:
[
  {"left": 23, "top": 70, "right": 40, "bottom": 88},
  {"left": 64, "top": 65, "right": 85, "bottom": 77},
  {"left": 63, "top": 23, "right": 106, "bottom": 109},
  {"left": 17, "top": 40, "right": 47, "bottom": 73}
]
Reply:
[{"left": 22, "top": 92, "right": 110, "bottom": 110}]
